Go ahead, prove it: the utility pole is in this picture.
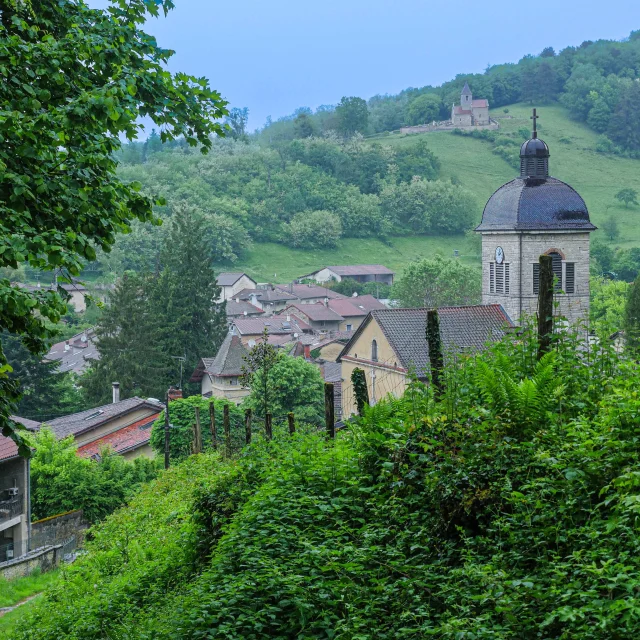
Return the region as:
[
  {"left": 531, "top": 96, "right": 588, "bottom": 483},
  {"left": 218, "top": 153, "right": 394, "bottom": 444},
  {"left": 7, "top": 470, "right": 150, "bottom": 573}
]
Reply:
[
  {"left": 325, "top": 383, "right": 335, "bottom": 439},
  {"left": 164, "top": 390, "right": 171, "bottom": 470},
  {"left": 171, "top": 355, "right": 186, "bottom": 390}
]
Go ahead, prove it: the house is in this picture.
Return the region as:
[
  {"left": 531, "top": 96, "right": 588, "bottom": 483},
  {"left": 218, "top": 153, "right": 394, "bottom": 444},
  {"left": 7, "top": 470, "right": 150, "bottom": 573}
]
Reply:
[
  {"left": 44, "top": 328, "right": 99, "bottom": 375},
  {"left": 225, "top": 299, "right": 264, "bottom": 321},
  {"left": 17, "top": 280, "right": 88, "bottom": 313},
  {"left": 235, "top": 286, "right": 298, "bottom": 314},
  {"left": 45, "top": 391, "right": 163, "bottom": 460},
  {"left": 231, "top": 316, "right": 310, "bottom": 347},
  {"left": 327, "top": 295, "right": 387, "bottom": 332},
  {"left": 283, "top": 303, "right": 343, "bottom": 333},
  {"left": 338, "top": 305, "right": 514, "bottom": 418},
  {"left": 216, "top": 272, "right": 257, "bottom": 303},
  {"left": 451, "top": 82, "right": 490, "bottom": 127},
  {"left": 274, "top": 283, "right": 349, "bottom": 304},
  {"left": 297, "top": 265, "right": 395, "bottom": 286},
  {"left": 0, "top": 418, "right": 38, "bottom": 563},
  {"left": 190, "top": 334, "right": 250, "bottom": 404}
]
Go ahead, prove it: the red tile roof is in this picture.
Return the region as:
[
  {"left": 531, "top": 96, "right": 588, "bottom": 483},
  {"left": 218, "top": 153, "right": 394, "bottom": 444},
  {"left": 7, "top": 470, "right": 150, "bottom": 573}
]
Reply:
[
  {"left": 285, "top": 303, "right": 343, "bottom": 323},
  {"left": 453, "top": 106, "right": 472, "bottom": 115},
  {"left": 472, "top": 99, "right": 489, "bottom": 108},
  {"left": 76, "top": 413, "right": 159, "bottom": 458},
  {"left": 0, "top": 435, "right": 19, "bottom": 462},
  {"left": 328, "top": 295, "right": 386, "bottom": 317}
]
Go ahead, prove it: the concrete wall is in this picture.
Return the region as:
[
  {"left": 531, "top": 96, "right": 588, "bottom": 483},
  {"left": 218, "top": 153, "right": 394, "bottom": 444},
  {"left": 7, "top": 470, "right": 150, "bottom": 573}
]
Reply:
[
  {"left": 400, "top": 122, "right": 499, "bottom": 135},
  {"left": 0, "top": 457, "right": 29, "bottom": 558},
  {"left": 481, "top": 230, "right": 591, "bottom": 324},
  {"left": 210, "top": 376, "right": 250, "bottom": 404}
]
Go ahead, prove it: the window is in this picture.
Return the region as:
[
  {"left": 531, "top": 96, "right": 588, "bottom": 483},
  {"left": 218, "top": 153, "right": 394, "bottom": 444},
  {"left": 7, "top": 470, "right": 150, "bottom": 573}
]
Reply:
[
  {"left": 565, "top": 262, "right": 575, "bottom": 294},
  {"left": 346, "top": 324, "right": 352, "bottom": 331},
  {"left": 533, "top": 256, "right": 576, "bottom": 294},
  {"left": 229, "top": 378, "right": 238, "bottom": 386},
  {"left": 371, "top": 339, "right": 378, "bottom": 362},
  {"left": 489, "top": 262, "right": 510, "bottom": 294}
]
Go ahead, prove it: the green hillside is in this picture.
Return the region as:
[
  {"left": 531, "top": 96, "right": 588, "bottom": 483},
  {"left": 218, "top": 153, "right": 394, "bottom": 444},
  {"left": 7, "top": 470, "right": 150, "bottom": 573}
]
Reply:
[{"left": 227, "top": 103, "right": 640, "bottom": 282}]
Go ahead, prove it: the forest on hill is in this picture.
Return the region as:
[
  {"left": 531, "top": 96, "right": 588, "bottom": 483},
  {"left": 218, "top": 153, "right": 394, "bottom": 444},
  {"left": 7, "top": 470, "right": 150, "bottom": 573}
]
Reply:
[{"left": 93, "top": 30, "right": 640, "bottom": 284}]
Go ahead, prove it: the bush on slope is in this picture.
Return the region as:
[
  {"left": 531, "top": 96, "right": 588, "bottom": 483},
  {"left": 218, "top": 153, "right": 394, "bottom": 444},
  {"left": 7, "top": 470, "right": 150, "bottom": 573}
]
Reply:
[{"left": 17, "top": 324, "right": 640, "bottom": 639}]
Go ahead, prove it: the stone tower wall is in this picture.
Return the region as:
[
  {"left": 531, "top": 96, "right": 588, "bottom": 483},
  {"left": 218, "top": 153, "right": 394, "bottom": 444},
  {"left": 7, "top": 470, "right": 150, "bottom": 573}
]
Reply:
[{"left": 481, "top": 231, "right": 590, "bottom": 325}]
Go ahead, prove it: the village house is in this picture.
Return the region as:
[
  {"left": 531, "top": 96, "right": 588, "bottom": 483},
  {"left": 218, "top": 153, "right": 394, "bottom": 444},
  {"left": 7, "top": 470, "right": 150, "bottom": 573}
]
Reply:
[
  {"left": 451, "top": 82, "right": 490, "bottom": 127},
  {"left": 18, "top": 280, "right": 88, "bottom": 313},
  {"left": 216, "top": 272, "right": 257, "bottom": 303},
  {"left": 225, "top": 299, "right": 264, "bottom": 321},
  {"left": 298, "top": 265, "right": 395, "bottom": 286},
  {"left": 190, "top": 334, "right": 250, "bottom": 404},
  {"left": 283, "top": 303, "right": 343, "bottom": 334},
  {"left": 0, "top": 418, "right": 38, "bottom": 563},
  {"left": 231, "top": 316, "right": 310, "bottom": 347},
  {"left": 338, "top": 305, "right": 513, "bottom": 418},
  {"left": 327, "top": 295, "right": 387, "bottom": 332},
  {"left": 44, "top": 328, "right": 99, "bottom": 376},
  {"left": 235, "top": 285, "right": 298, "bottom": 314},
  {"left": 274, "top": 283, "right": 348, "bottom": 304},
  {"left": 44, "top": 389, "right": 163, "bottom": 460}
]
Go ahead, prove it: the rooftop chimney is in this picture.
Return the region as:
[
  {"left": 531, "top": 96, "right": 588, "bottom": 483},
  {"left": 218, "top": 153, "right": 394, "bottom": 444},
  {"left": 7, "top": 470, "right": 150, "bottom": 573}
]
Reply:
[
  {"left": 112, "top": 382, "right": 120, "bottom": 404},
  {"left": 324, "top": 297, "right": 329, "bottom": 307},
  {"left": 167, "top": 386, "right": 183, "bottom": 402},
  {"left": 304, "top": 345, "right": 311, "bottom": 359}
]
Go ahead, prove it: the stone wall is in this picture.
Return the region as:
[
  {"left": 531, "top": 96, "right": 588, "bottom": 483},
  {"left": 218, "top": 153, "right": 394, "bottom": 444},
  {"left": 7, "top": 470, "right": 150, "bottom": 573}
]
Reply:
[
  {"left": 0, "top": 544, "right": 62, "bottom": 581},
  {"left": 31, "top": 509, "right": 87, "bottom": 548},
  {"left": 481, "top": 231, "right": 591, "bottom": 324},
  {"left": 399, "top": 121, "right": 499, "bottom": 135}
]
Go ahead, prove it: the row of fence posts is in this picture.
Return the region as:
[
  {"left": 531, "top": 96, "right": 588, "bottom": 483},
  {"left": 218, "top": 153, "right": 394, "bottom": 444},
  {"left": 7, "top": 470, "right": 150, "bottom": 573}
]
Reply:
[{"left": 164, "top": 382, "right": 336, "bottom": 469}]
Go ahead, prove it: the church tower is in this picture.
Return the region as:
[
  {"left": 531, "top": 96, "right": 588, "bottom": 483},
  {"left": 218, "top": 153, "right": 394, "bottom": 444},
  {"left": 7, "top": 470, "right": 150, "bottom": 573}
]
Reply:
[
  {"left": 461, "top": 81, "right": 472, "bottom": 110},
  {"left": 475, "top": 110, "right": 596, "bottom": 324}
]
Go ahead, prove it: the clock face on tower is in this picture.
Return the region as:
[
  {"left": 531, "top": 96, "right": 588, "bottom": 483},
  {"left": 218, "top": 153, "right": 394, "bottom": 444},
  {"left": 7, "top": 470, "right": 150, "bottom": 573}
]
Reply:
[{"left": 495, "top": 246, "right": 504, "bottom": 264}]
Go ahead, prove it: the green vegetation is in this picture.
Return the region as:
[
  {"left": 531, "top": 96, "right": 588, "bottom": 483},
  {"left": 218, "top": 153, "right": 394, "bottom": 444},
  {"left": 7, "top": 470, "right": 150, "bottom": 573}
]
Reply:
[
  {"left": 393, "top": 255, "right": 481, "bottom": 308},
  {"left": 0, "top": 569, "right": 59, "bottom": 608},
  {"left": 0, "top": 0, "right": 225, "bottom": 446},
  {"left": 0, "top": 597, "right": 43, "bottom": 639},
  {"left": 30, "top": 428, "right": 158, "bottom": 523},
  {"left": 15, "top": 319, "right": 640, "bottom": 639}
]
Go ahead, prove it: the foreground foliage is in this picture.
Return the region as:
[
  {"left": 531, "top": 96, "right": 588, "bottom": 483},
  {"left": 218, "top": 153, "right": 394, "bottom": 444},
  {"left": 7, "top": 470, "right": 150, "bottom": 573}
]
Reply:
[{"left": 15, "top": 322, "right": 640, "bottom": 638}]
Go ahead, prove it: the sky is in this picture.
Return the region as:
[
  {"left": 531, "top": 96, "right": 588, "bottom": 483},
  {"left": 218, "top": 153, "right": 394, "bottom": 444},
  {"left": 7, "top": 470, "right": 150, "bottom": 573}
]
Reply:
[{"left": 89, "top": 0, "right": 639, "bottom": 132}]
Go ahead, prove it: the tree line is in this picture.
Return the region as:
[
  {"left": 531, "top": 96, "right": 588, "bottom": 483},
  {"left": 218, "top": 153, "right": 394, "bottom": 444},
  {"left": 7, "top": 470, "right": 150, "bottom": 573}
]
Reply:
[{"left": 259, "top": 32, "right": 640, "bottom": 153}]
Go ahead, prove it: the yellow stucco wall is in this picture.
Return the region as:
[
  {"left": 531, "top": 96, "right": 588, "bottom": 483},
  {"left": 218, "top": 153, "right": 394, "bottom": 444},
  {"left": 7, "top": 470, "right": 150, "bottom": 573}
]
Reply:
[{"left": 340, "top": 318, "right": 408, "bottom": 418}]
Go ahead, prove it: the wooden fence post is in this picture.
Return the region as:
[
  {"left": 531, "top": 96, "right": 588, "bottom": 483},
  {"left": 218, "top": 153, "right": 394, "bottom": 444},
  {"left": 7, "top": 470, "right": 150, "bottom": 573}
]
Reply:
[
  {"left": 537, "top": 254, "right": 554, "bottom": 360},
  {"left": 288, "top": 412, "right": 295, "bottom": 435},
  {"left": 208, "top": 402, "right": 217, "bottom": 450},
  {"left": 245, "top": 409, "right": 252, "bottom": 445},
  {"left": 426, "top": 309, "right": 444, "bottom": 398},
  {"left": 223, "top": 404, "right": 231, "bottom": 457},
  {"left": 265, "top": 413, "right": 273, "bottom": 441},
  {"left": 164, "top": 391, "right": 171, "bottom": 470},
  {"left": 194, "top": 406, "right": 202, "bottom": 454},
  {"left": 325, "top": 383, "right": 335, "bottom": 439}
]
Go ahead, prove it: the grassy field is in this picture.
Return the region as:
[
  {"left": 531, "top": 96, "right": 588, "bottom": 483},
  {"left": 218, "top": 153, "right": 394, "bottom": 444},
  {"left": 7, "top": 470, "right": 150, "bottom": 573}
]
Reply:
[
  {"left": 228, "top": 103, "right": 640, "bottom": 282},
  {"left": 236, "top": 234, "right": 478, "bottom": 283}
]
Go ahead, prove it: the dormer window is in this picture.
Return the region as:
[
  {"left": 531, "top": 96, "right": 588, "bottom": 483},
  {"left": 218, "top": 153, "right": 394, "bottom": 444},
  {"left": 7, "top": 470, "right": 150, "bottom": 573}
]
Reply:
[{"left": 371, "top": 339, "right": 378, "bottom": 362}]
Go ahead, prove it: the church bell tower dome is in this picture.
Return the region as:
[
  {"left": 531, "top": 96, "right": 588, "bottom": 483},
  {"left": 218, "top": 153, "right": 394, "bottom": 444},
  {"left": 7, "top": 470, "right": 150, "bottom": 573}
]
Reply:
[{"left": 475, "top": 109, "right": 596, "bottom": 325}]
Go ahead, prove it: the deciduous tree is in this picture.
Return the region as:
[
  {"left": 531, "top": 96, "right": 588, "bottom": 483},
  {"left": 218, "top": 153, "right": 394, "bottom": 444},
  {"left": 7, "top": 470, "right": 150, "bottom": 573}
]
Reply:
[{"left": 0, "top": 0, "right": 227, "bottom": 450}]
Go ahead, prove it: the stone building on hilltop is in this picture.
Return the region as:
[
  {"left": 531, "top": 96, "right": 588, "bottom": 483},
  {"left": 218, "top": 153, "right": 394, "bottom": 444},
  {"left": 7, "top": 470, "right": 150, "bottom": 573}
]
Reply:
[
  {"left": 451, "top": 82, "right": 490, "bottom": 126},
  {"left": 476, "top": 111, "right": 596, "bottom": 324}
]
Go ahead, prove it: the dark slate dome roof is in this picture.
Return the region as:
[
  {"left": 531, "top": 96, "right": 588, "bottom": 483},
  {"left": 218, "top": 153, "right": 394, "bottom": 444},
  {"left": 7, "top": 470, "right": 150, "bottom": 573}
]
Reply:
[
  {"left": 476, "top": 176, "right": 596, "bottom": 232},
  {"left": 520, "top": 138, "right": 549, "bottom": 157}
]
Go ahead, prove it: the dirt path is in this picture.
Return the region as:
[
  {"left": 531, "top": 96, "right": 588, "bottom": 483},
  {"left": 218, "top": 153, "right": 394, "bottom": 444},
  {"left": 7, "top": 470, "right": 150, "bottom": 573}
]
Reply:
[{"left": 0, "top": 593, "right": 42, "bottom": 618}]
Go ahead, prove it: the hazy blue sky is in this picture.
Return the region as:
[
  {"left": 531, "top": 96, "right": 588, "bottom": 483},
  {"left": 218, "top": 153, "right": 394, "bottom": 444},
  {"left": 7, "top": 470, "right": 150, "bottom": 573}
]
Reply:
[{"left": 89, "top": 0, "right": 639, "bottom": 131}]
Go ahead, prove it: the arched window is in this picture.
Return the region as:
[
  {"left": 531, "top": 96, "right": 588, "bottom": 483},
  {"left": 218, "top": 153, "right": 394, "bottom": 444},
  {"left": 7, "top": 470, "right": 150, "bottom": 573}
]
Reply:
[{"left": 371, "top": 339, "right": 378, "bottom": 362}]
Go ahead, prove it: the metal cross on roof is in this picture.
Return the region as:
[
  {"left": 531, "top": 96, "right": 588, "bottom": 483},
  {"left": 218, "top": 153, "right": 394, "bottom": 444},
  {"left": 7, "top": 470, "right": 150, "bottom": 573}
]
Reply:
[{"left": 531, "top": 108, "right": 539, "bottom": 139}]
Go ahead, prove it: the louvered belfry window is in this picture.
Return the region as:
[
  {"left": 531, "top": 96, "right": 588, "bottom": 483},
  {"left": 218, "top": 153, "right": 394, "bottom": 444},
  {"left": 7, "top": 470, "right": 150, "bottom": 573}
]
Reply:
[
  {"left": 490, "top": 262, "right": 509, "bottom": 295},
  {"left": 533, "top": 256, "right": 576, "bottom": 294}
]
